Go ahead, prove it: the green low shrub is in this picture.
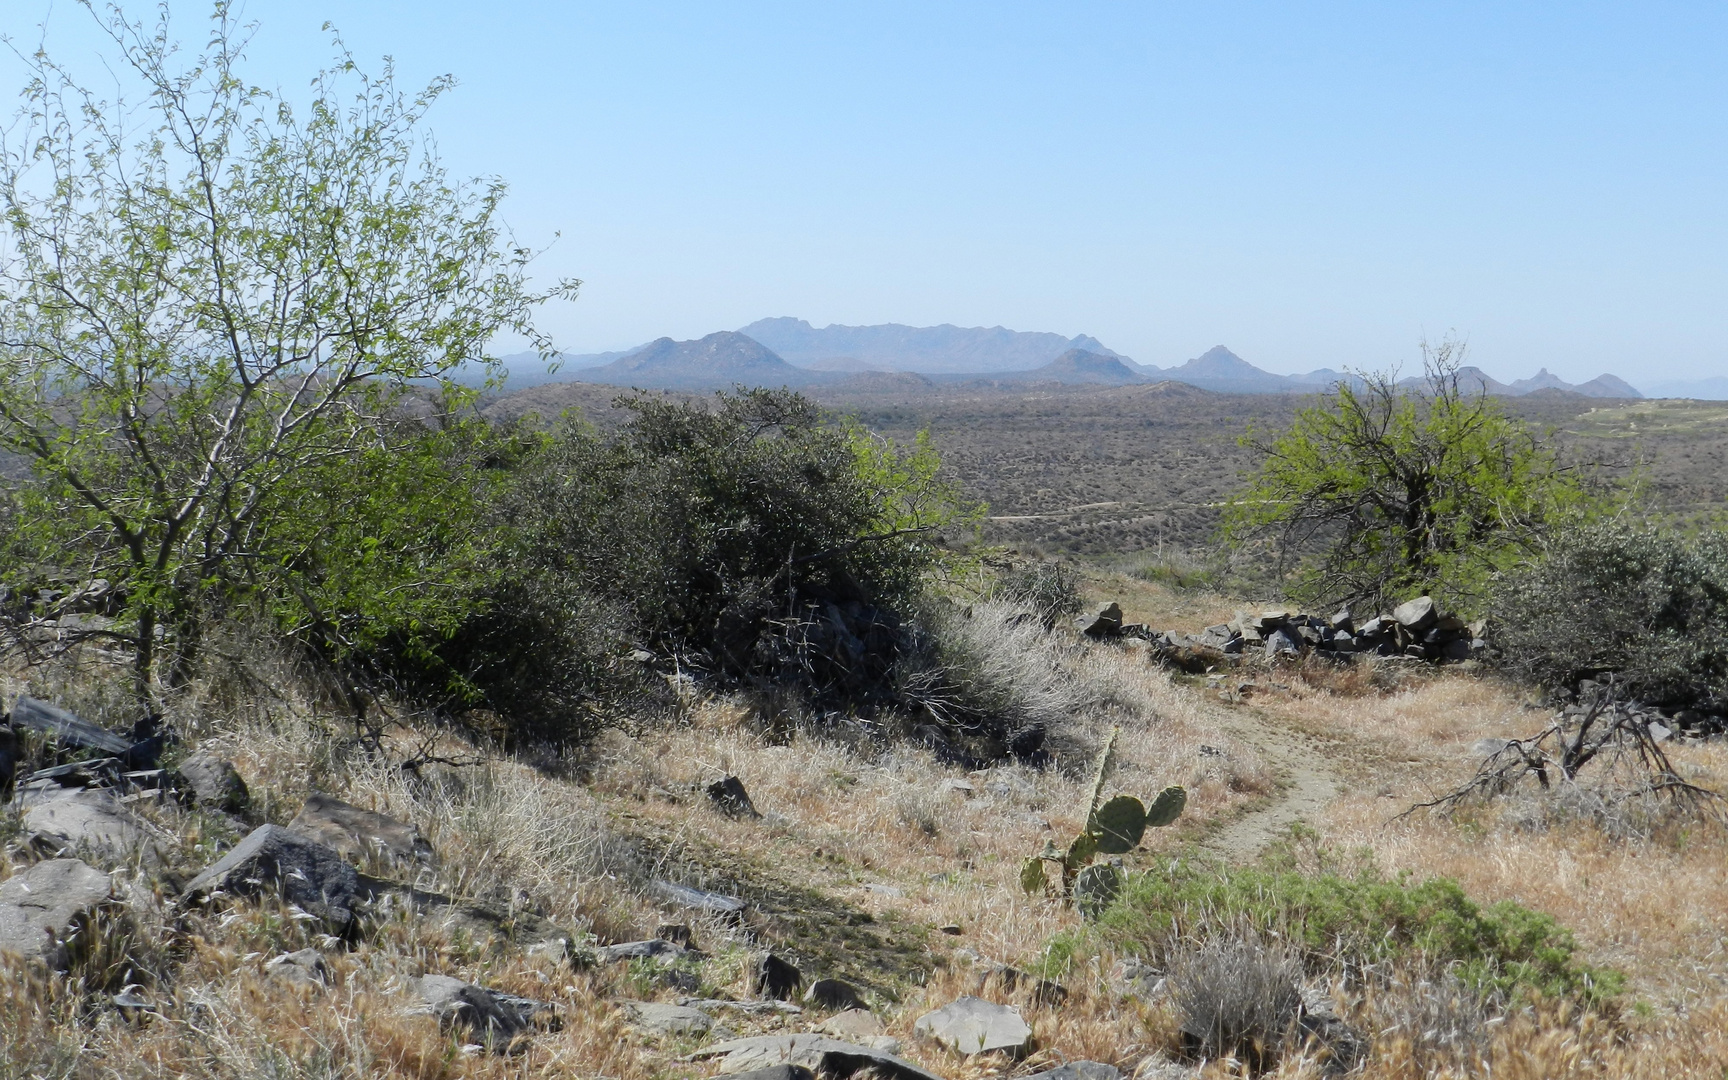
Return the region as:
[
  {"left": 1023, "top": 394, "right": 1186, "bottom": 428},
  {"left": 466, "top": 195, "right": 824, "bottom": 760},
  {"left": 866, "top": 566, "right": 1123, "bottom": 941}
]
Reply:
[{"left": 1044, "top": 859, "right": 1620, "bottom": 1007}]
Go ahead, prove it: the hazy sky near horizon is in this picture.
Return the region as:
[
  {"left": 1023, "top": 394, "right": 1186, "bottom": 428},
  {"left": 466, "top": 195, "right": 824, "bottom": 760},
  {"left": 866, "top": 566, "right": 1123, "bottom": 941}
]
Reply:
[{"left": 4, "top": 2, "right": 1725, "bottom": 384}]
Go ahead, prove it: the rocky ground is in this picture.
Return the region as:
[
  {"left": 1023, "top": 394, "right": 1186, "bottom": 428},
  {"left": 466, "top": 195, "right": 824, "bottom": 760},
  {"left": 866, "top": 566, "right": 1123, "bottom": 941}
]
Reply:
[{"left": 4, "top": 578, "right": 1728, "bottom": 1079}]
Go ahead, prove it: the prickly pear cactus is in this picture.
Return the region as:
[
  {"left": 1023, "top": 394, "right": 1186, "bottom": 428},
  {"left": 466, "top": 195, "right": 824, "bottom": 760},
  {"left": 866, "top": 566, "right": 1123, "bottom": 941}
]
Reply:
[{"left": 1019, "top": 726, "right": 1188, "bottom": 902}]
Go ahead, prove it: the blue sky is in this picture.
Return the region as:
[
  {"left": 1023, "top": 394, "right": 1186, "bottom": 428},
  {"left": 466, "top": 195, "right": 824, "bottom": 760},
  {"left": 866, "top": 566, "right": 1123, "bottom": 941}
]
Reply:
[{"left": 4, "top": 1, "right": 1725, "bottom": 383}]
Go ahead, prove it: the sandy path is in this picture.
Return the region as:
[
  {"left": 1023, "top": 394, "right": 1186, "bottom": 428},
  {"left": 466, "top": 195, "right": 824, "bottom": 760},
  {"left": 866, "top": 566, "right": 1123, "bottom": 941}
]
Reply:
[{"left": 1193, "top": 696, "right": 1344, "bottom": 860}]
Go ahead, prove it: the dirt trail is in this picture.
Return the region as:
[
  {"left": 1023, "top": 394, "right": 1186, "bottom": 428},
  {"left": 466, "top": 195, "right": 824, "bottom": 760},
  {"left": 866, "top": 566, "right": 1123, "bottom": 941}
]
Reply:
[{"left": 1192, "top": 696, "right": 1344, "bottom": 860}]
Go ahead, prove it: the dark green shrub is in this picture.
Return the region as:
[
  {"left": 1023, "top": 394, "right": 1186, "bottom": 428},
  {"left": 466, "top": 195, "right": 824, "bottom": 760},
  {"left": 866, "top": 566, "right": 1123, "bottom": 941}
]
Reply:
[
  {"left": 506, "top": 389, "right": 971, "bottom": 702},
  {"left": 1044, "top": 860, "right": 1619, "bottom": 1007},
  {"left": 1493, "top": 523, "right": 1728, "bottom": 707}
]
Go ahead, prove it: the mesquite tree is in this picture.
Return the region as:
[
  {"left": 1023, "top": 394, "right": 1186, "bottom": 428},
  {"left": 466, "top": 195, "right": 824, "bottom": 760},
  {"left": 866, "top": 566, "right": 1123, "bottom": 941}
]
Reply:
[
  {"left": 0, "top": 3, "right": 575, "bottom": 699},
  {"left": 1224, "top": 339, "right": 1588, "bottom": 612}
]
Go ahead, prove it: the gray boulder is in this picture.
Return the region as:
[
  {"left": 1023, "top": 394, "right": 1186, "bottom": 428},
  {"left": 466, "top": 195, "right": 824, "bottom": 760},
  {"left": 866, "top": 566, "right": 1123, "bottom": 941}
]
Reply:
[
  {"left": 182, "top": 824, "right": 360, "bottom": 930},
  {"left": 24, "top": 788, "right": 170, "bottom": 866},
  {"left": 416, "top": 973, "right": 559, "bottom": 1050},
  {"left": 176, "top": 754, "right": 249, "bottom": 813},
  {"left": 0, "top": 858, "right": 114, "bottom": 968},
  {"left": 1393, "top": 596, "right": 1438, "bottom": 632},
  {"left": 287, "top": 793, "right": 434, "bottom": 866},
  {"left": 815, "top": 1007, "right": 886, "bottom": 1038},
  {"left": 726, "top": 1068, "right": 815, "bottom": 1080},
  {"left": 914, "top": 995, "right": 1032, "bottom": 1056},
  {"left": 1264, "top": 628, "right": 1302, "bottom": 657}
]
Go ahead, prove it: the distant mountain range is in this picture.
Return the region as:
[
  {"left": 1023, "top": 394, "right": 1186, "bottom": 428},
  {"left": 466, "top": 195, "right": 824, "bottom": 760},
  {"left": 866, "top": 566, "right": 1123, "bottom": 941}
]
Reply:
[
  {"left": 487, "top": 320, "right": 1723, "bottom": 399},
  {"left": 738, "top": 317, "right": 1124, "bottom": 374}
]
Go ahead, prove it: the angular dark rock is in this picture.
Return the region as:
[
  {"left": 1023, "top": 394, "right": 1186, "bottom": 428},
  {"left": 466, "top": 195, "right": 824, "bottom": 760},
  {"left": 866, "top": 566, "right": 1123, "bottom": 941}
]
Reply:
[
  {"left": 182, "top": 824, "right": 360, "bottom": 930},
  {"left": 0, "top": 724, "right": 15, "bottom": 796},
  {"left": 804, "top": 977, "right": 865, "bottom": 1011},
  {"left": 707, "top": 775, "right": 760, "bottom": 818},
  {"left": 1078, "top": 602, "right": 1124, "bottom": 638},
  {"left": 1264, "top": 628, "right": 1302, "bottom": 656},
  {"left": 754, "top": 952, "right": 803, "bottom": 1000}
]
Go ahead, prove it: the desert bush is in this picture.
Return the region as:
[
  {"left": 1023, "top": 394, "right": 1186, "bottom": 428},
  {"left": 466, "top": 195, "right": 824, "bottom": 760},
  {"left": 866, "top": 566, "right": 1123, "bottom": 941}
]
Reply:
[
  {"left": 1045, "top": 858, "right": 1619, "bottom": 1006},
  {"left": 1166, "top": 934, "right": 1304, "bottom": 1068},
  {"left": 1493, "top": 521, "right": 1728, "bottom": 707},
  {"left": 991, "top": 561, "right": 1084, "bottom": 628}
]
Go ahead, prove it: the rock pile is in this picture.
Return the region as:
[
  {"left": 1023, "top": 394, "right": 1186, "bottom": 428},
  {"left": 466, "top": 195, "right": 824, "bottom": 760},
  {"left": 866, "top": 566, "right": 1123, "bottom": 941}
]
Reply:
[{"left": 1083, "top": 595, "right": 1488, "bottom": 665}]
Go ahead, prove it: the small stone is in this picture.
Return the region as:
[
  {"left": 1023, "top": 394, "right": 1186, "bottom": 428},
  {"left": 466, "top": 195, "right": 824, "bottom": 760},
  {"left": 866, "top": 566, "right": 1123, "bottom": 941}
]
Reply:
[
  {"left": 914, "top": 995, "right": 1032, "bottom": 1056},
  {"left": 1078, "top": 603, "right": 1124, "bottom": 638},
  {"left": 804, "top": 977, "right": 864, "bottom": 1011},
  {"left": 176, "top": 754, "right": 249, "bottom": 813},
  {"left": 621, "top": 1000, "right": 712, "bottom": 1037},
  {"left": 938, "top": 923, "right": 963, "bottom": 935},
  {"left": 265, "top": 948, "right": 329, "bottom": 986},
  {"left": 754, "top": 953, "right": 803, "bottom": 1000}
]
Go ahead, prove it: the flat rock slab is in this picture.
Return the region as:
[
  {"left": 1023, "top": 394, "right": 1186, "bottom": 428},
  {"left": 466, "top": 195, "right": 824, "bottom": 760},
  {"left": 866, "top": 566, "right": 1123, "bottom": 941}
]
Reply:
[
  {"left": 650, "top": 879, "right": 747, "bottom": 917},
  {"left": 0, "top": 858, "right": 113, "bottom": 967},
  {"left": 621, "top": 1001, "right": 713, "bottom": 1037},
  {"left": 595, "top": 938, "right": 691, "bottom": 963},
  {"left": 9, "top": 697, "right": 133, "bottom": 755},
  {"left": 726, "top": 1068, "right": 815, "bottom": 1080},
  {"left": 24, "top": 788, "right": 168, "bottom": 866},
  {"left": 914, "top": 995, "right": 1032, "bottom": 1056},
  {"left": 288, "top": 793, "right": 434, "bottom": 866},
  {"left": 1027, "top": 1063, "right": 1122, "bottom": 1080},
  {"left": 183, "top": 824, "right": 360, "bottom": 930},
  {"left": 416, "top": 974, "right": 559, "bottom": 1049},
  {"left": 691, "top": 1034, "right": 943, "bottom": 1080}
]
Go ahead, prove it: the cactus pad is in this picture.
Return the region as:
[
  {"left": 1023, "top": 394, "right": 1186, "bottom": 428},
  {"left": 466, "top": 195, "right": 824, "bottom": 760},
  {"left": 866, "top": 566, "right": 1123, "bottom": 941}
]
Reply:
[
  {"left": 1145, "top": 785, "right": 1187, "bottom": 828},
  {"left": 1073, "top": 863, "right": 1123, "bottom": 918},
  {"left": 1020, "top": 856, "right": 1048, "bottom": 895},
  {"left": 1093, "top": 794, "right": 1148, "bottom": 854}
]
